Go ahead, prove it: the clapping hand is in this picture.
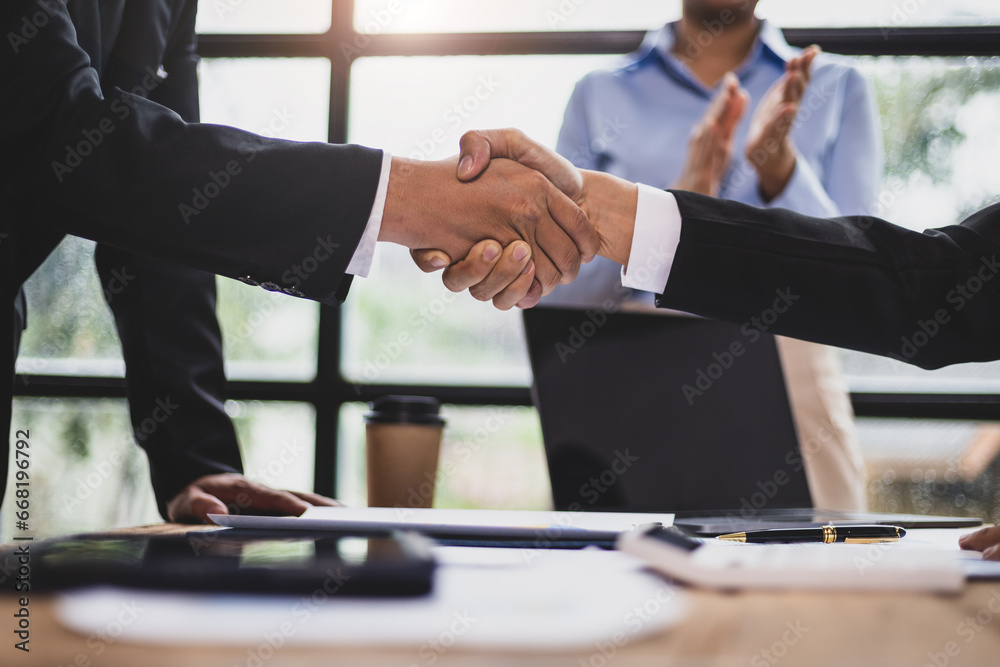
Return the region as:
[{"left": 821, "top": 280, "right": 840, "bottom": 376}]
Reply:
[
  {"left": 746, "top": 45, "right": 820, "bottom": 200},
  {"left": 674, "top": 72, "right": 747, "bottom": 196}
]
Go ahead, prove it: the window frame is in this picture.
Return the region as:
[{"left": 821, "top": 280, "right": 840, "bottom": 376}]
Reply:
[{"left": 14, "top": 1, "right": 1000, "bottom": 496}]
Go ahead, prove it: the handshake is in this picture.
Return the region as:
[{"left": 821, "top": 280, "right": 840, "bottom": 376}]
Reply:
[{"left": 378, "top": 129, "right": 639, "bottom": 310}]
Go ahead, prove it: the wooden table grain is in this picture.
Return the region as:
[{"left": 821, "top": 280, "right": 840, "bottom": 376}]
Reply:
[{"left": 3, "top": 524, "right": 999, "bottom": 667}]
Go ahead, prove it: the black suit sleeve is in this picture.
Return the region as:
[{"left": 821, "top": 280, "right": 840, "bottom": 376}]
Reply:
[
  {"left": 657, "top": 190, "right": 1000, "bottom": 370},
  {"left": 3, "top": 0, "right": 378, "bottom": 306}
]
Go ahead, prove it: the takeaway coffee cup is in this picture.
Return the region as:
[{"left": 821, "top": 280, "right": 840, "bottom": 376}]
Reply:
[{"left": 365, "top": 396, "right": 446, "bottom": 508}]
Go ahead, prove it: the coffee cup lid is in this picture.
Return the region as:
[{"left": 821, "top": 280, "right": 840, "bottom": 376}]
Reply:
[{"left": 365, "top": 395, "right": 445, "bottom": 425}]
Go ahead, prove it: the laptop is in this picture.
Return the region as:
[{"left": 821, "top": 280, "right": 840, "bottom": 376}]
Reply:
[{"left": 523, "top": 306, "right": 813, "bottom": 513}]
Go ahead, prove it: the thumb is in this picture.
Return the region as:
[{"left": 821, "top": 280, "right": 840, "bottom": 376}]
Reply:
[
  {"left": 457, "top": 130, "right": 495, "bottom": 181},
  {"left": 410, "top": 248, "right": 452, "bottom": 272}
]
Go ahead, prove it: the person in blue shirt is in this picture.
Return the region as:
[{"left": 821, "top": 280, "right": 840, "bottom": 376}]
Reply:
[{"left": 542, "top": 0, "right": 884, "bottom": 510}]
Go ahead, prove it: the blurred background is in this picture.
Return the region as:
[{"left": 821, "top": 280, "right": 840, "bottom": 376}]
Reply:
[{"left": 8, "top": 0, "right": 1000, "bottom": 538}]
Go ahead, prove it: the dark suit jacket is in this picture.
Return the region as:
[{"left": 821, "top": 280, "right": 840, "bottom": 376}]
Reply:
[
  {"left": 2, "top": 0, "right": 381, "bottom": 517},
  {"left": 3, "top": 0, "right": 382, "bottom": 304},
  {"left": 657, "top": 190, "right": 1000, "bottom": 370}
]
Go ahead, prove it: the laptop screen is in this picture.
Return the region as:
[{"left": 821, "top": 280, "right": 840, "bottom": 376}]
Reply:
[{"left": 523, "top": 307, "right": 812, "bottom": 512}]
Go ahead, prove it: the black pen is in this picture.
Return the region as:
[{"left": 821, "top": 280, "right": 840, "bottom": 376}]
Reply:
[{"left": 717, "top": 525, "right": 905, "bottom": 544}]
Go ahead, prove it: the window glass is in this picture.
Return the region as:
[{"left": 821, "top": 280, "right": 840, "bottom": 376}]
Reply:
[
  {"left": 2, "top": 399, "right": 157, "bottom": 541},
  {"left": 839, "top": 56, "right": 1000, "bottom": 393},
  {"left": 196, "top": 0, "right": 332, "bottom": 34},
  {"left": 352, "top": 0, "right": 1000, "bottom": 34},
  {"left": 859, "top": 418, "right": 999, "bottom": 523},
  {"left": 758, "top": 0, "right": 1000, "bottom": 28},
  {"left": 1, "top": 399, "right": 317, "bottom": 541},
  {"left": 337, "top": 403, "right": 551, "bottom": 510},
  {"left": 352, "top": 0, "right": 674, "bottom": 34},
  {"left": 199, "top": 58, "right": 331, "bottom": 380},
  {"left": 230, "top": 401, "right": 317, "bottom": 493},
  {"left": 16, "top": 238, "right": 124, "bottom": 378},
  {"left": 343, "top": 54, "right": 618, "bottom": 385}
]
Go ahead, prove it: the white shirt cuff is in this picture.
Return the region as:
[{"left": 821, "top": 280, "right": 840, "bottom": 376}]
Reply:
[
  {"left": 620, "top": 184, "right": 682, "bottom": 294},
  {"left": 346, "top": 151, "right": 392, "bottom": 277}
]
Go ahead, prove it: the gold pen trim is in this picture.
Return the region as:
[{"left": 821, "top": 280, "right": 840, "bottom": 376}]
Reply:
[
  {"left": 717, "top": 532, "right": 746, "bottom": 542},
  {"left": 844, "top": 537, "right": 900, "bottom": 544},
  {"left": 823, "top": 525, "right": 836, "bottom": 544}
]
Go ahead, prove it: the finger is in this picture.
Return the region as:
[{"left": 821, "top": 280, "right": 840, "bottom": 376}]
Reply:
[
  {"left": 959, "top": 525, "right": 1000, "bottom": 552},
  {"left": 210, "top": 479, "right": 311, "bottom": 516},
  {"left": 468, "top": 241, "right": 533, "bottom": 303},
  {"left": 441, "top": 240, "right": 503, "bottom": 293},
  {"left": 537, "top": 184, "right": 589, "bottom": 285},
  {"left": 773, "top": 103, "right": 798, "bottom": 140},
  {"left": 985, "top": 545, "right": 1000, "bottom": 561},
  {"left": 457, "top": 130, "right": 495, "bottom": 181},
  {"left": 287, "top": 490, "right": 342, "bottom": 507},
  {"left": 516, "top": 277, "right": 544, "bottom": 309},
  {"left": 718, "top": 87, "right": 749, "bottom": 142},
  {"left": 707, "top": 72, "right": 739, "bottom": 123},
  {"left": 410, "top": 248, "right": 451, "bottom": 273},
  {"left": 800, "top": 45, "right": 820, "bottom": 85},
  {"left": 782, "top": 70, "right": 803, "bottom": 105},
  {"left": 167, "top": 486, "right": 229, "bottom": 524},
  {"left": 493, "top": 261, "right": 536, "bottom": 310},
  {"left": 458, "top": 128, "right": 584, "bottom": 200},
  {"left": 544, "top": 176, "right": 598, "bottom": 263},
  {"left": 240, "top": 487, "right": 312, "bottom": 516}
]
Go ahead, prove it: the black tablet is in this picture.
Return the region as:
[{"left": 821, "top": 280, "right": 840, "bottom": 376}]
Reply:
[{"left": 25, "top": 529, "right": 435, "bottom": 597}]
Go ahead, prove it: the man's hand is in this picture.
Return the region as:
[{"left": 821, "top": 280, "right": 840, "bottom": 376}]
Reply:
[
  {"left": 959, "top": 525, "right": 1000, "bottom": 561},
  {"left": 746, "top": 45, "right": 820, "bottom": 200},
  {"left": 411, "top": 129, "right": 638, "bottom": 302},
  {"left": 166, "top": 473, "right": 340, "bottom": 524},
  {"left": 382, "top": 154, "right": 596, "bottom": 300},
  {"left": 675, "top": 72, "right": 747, "bottom": 196}
]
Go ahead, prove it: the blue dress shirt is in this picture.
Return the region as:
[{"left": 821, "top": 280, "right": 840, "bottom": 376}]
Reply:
[{"left": 545, "top": 19, "right": 884, "bottom": 307}]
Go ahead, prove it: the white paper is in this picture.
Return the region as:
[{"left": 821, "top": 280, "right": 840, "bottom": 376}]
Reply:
[
  {"left": 210, "top": 507, "right": 674, "bottom": 540},
  {"left": 56, "top": 549, "right": 686, "bottom": 650}
]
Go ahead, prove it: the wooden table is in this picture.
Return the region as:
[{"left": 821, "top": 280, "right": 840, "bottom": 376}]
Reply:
[{"left": 3, "top": 524, "right": 1000, "bottom": 667}]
